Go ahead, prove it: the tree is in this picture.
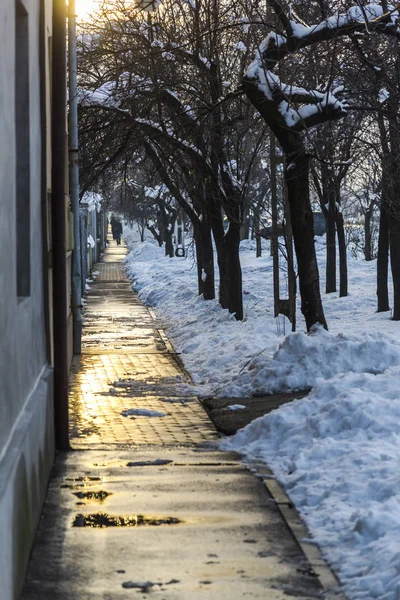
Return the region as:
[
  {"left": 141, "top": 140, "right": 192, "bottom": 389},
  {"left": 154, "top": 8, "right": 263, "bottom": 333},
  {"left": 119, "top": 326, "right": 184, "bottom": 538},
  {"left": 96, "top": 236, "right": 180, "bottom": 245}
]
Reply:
[
  {"left": 242, "top": 0, "right": 400, "bottom": 330},
  {"left": 78, "top": 0, "right": 269, "bottom": 319}
]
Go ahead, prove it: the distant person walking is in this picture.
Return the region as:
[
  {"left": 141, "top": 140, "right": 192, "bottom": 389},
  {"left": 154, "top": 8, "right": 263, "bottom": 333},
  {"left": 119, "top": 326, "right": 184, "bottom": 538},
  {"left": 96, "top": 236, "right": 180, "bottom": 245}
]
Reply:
[{"left": 110, "top": 217, "right": 123, "bottom": 245}]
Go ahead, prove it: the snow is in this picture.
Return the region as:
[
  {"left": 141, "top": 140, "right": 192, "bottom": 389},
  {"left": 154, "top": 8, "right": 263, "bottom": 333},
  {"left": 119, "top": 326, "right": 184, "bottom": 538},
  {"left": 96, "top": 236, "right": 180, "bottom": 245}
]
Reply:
[
  {"left": 248, "top": 64, "right": 347, "bottom": 126},
  {"left": 247, "top": 2, "right": 400, "bottom": 100},
  {"left": 227, "top": 404, "right": 246, "bottom": 411},
  {"left": 222, "top": 369, "right": 400, "bottom": 599},
  {"left": 123, "top": 225, "right": 400, "bottom": 600},
  {"left": 238, "top": 18, "right": 250, "bottom": 34},
  {"left": 121, "top": 408, "right": 166, "bottom": 418},
  {"left": 235, "top": 41, "right": 247, "bottom": 52},
  {"left": 379, "top": 88, "right": 390, "bottom": 103},
  {"left": 82, "top": 191, "right": 102, "bottom": 212},
  {"left": 220, "top": 324, "right": 400, "bottom": 397},
  {"left": 198, "top": 55, "right": 211, "bottom": 68}
]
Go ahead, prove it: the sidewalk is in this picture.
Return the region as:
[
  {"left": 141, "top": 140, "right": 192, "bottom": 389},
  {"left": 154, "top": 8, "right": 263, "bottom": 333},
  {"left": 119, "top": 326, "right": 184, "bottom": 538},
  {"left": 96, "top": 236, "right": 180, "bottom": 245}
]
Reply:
[{"left": 21, "top": 239, "right": 344, "bottom": 599}]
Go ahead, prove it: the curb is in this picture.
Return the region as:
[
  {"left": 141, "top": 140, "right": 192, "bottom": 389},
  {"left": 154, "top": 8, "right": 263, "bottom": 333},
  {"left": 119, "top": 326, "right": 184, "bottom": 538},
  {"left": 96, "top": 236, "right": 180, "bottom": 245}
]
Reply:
[{"left": 253, "top": 462, "right": 347, "bottom": 599}]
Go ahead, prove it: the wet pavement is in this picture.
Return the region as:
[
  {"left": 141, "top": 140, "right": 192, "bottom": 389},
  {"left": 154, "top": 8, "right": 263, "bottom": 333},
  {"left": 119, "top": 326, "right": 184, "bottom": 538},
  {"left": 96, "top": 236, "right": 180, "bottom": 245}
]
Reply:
[
  {"left": 21, "top": 239, "right": 345, "bottom": 599},
  {"left": 69, "top": 242, "right": 216, "bottom": 448}
]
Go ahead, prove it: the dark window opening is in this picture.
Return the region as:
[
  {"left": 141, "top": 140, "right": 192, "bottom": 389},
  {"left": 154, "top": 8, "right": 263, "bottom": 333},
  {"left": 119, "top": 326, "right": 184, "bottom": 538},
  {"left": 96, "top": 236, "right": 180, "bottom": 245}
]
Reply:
[{"left": 15, "top": 0, "right": 31, "bottom": 298}]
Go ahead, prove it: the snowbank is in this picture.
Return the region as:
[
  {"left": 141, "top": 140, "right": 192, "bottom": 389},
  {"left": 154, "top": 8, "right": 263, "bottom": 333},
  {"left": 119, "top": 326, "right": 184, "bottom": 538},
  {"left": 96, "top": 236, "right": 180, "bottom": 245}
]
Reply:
[
  {"left": 223, "top": 324, "right": 400, "bottom": 396},
  {"left": 222, "top": 369, "right": 400, "bottom": 599}
]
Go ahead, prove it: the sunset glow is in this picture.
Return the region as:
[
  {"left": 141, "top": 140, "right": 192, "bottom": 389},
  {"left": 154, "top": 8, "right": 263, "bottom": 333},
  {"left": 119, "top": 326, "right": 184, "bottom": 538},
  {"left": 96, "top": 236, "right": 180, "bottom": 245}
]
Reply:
[{"left": 75, "top": 0, "right": 101, "bottom": 19}]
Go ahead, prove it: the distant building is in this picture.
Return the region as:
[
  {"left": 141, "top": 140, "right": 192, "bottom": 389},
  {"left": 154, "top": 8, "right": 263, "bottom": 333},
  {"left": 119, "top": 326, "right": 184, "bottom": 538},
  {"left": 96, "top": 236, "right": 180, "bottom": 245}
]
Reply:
[
  {"left": 313, "top": 212, "right": 327, "bottom": 237},
  {"left": 258, "top": 212, "right": 326, "bottom": 240}
]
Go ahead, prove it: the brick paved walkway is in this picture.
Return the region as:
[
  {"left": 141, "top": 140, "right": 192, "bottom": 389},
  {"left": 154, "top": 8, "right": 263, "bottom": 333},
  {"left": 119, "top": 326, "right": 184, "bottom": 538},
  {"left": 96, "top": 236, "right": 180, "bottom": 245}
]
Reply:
[
  {"left": 21, "top": 236, "right": 344, "bottom": 600},
  {"left": 69, "top": 239, "right": 218, "bottom": 448}
]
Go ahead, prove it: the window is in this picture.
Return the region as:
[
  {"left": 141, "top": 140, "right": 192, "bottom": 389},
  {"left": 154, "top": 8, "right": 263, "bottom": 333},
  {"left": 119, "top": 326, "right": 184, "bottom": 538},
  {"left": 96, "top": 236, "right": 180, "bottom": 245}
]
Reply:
[{"left": 15, "top": 0, "right": 30, "bottom": 298}]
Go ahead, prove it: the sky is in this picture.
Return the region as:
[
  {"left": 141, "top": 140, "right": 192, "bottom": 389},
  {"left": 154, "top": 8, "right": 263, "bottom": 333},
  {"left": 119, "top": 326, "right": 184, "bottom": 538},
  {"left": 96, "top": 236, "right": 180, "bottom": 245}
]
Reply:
[{"left": 75, "top": 0, "right": 100, "bottom": 19}]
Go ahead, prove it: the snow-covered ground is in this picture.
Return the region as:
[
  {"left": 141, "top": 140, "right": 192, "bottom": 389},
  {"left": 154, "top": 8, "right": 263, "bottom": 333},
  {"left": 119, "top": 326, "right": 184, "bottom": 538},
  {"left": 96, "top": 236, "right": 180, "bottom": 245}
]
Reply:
[{"left": 123, "top": 225, "right": 400, "bottom": 600}]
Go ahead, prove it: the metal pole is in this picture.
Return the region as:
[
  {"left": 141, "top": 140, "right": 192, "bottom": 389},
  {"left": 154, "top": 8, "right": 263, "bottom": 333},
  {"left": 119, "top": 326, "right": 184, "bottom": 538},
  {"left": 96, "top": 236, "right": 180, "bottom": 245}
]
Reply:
[
  {"left": 68, "top": 0, "right": 83, "bottom": 354},
  {"left": 52, "top": 0, "right": 70, "bottom": 449}
]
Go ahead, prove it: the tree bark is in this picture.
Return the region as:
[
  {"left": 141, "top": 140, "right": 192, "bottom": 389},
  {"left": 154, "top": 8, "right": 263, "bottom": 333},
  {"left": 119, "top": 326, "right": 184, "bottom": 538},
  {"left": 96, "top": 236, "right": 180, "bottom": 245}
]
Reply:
[
  {"left": 164, "top": 228, "right": 174, "bottom": 257},
  {"left": 364, "top": 206, "right": 373, "bottom": 261},
  {"left": 224, "top": 221, "right": 243, "bottom": 320},
  {"left": 147, "top": 225, "right": 163, "bottom": 246},
  {"left": 377, "top": 200, "right": 390, "bottom": 312},
  {"left": 285, "top": 151, "right": 327, "bottom": 330},
  {"left": 325, "top": 202, "right": 337, "bottom": 293},
  {"left": 387, "top": 106, "right": 400, "bottom": 319},
  {"left": 193, "top": 220, "right": 215, "bottom": 300},
  {"left": 336, "top": 211, "right": 348, "bottom": 297},
  {"left": 254, "top": 209, "right": 262, "bottom": 257},
  {"left": 209, "top": 210, "right": 230, "bottom": 310},
  {"left": 240, "top": 204, "right": 250, "bottom": 240},
  {"left": 390, "top": 219, "right": 400, "bottom": 320}
]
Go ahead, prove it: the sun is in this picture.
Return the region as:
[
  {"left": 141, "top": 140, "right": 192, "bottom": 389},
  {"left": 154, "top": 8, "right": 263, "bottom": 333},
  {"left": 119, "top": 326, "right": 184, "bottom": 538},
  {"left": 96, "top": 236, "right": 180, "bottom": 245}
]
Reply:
[{"left": 75, "top": 0, "right": 101, "bottom": 20}]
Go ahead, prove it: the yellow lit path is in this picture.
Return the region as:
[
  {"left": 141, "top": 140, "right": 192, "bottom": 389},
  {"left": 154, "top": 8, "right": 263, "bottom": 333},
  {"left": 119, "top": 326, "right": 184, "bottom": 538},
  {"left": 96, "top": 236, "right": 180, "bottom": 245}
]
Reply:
[
  {"left": 69, "top": 240, "right": 216, "bottom": 447},
  {"left": 21, "top": 238, "right": 344, "bottom": 600}
]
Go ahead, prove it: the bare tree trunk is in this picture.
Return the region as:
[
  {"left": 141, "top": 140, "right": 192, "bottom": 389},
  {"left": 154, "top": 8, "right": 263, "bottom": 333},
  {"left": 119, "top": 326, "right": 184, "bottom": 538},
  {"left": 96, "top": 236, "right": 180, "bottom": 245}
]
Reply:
[
  {"left": 387, "top": 108, "right": 400, "bottom": 319},
  {"left": 240, "top": 204, "right": 250, "bottom": 240},
  {"left": 364, "top": 206, "right": 373, "bottom": 261},
  {"left": 242, "top": 83, "right": 327, "bottom": 331},
  {"left": 147, "top": 225, "right": 163, "bottom": 246},
  {"left": 377, "top": 200, "right": 390, "bottom": 312},
  {"left": 224, "top": 221, "right": 243, "bottom": 320},
  {"left": 283, "top": 192, "right": 297, "bottom": 331},
  {"left": 254, "top": 209, "right": 262, "bottom": 257},
  {"left": 194, "top": 220, "right": 215, "bottom": 300},
  {"left": 209, "top": 205, "right": 243, "bottom": 319},
  {"left": 285, "top": 151, "right": 327, "bottom": 331},
  {"left": 209, "top": 211, "right": 230, "bottom": 310},
  {"left": 336, "top": 211, "right": 348, "bottom": 297},
  {"left": 390, "top": 219, "right": 400, "bottom": 320},
  {"left": 165, "top": 229, "right": 174, "bottom": 257},
  {"left": 326, "top": 202, "right": 337, "bottom": 293}
]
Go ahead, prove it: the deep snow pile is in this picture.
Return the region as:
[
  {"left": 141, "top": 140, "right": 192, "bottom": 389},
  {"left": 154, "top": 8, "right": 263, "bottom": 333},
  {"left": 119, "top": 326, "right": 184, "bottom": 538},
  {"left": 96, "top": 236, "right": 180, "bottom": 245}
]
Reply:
[
  {"left": 225, "top": 324, "right": 400, "bottom": 396},
  {"left": 123, "top": 225, "right": 400, "bottom": 600},
  {"left": 222, "top": 370, "right": 400, "bottom": 599}
]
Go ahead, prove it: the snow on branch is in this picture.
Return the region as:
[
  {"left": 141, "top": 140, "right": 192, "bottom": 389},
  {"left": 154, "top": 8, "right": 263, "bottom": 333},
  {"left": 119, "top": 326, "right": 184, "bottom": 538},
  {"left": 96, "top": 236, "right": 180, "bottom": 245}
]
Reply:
[
  {"left": 252, "top": 1, "right": 400, "bottom": 71},
  {"left": 244, "top": 2, "right": 398, "bottom": 132},
  {"left": 78, "top": 72, "right": 153, "bottom": 109},
  {"left": 250, "top": 63, "right": 347, "bottom": 130},
  {"left": 281, "top": 96, "right": 348, "bottom": 131}
]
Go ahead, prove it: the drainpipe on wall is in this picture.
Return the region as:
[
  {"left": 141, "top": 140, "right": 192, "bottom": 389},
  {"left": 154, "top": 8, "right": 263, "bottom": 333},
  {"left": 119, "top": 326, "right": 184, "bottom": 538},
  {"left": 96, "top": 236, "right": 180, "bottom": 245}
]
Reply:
[
  {"left": 52, "top": 0, "right": 70, "bottom": 450},
  {"left": 68, "top": 0, "right": 83, "bottom": 355},
  {"left": 39, "top": 0, "right": 51, "bottom": 365}
]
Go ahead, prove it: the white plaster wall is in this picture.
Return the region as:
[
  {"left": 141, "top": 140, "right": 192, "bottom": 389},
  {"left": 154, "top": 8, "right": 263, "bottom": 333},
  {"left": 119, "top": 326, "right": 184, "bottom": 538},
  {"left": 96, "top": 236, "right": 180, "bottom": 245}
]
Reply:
[
  {"left": 0, "top": 368, "right": 54, "bottom": 600},
  {"left": 0, "top": 0, "right": 49, "bottom": 448},
  {"left": 0, "top": 0, "right": 55, "bottom": 596}
]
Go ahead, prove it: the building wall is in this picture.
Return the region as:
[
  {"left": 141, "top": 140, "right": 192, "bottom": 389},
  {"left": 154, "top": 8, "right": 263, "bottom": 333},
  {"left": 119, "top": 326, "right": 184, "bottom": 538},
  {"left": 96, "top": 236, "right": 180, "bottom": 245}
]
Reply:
[{"left": 0, "top": 0, "right": 55, "bottom": 597}]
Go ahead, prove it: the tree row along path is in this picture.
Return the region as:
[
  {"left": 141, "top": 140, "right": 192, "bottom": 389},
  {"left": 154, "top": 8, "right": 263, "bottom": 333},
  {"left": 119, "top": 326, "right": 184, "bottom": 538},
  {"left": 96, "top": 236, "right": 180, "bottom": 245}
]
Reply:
[{"left": 21, "top": 234, "right": 343, "bottom": 600}]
